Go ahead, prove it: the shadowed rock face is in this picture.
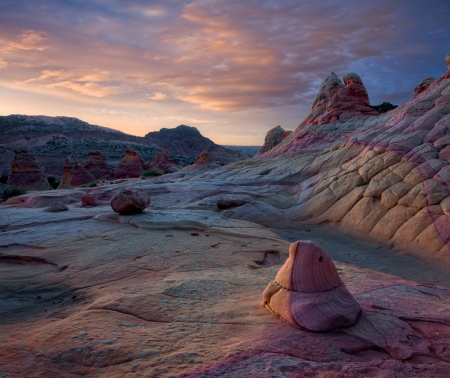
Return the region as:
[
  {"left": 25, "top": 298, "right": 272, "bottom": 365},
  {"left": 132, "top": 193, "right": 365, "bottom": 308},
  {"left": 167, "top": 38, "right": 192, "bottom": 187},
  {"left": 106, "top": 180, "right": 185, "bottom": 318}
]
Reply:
[
  {"left": 264, "top": 241, "right": 361, "bottom": 331},
  {"left": 446, "top": 50, "right": 450, "bottom": 70},
  {"left": 83, "top": 150, "right": 112, "bottom": 179},
  {"left": 114, "top": 147, "right": 146, "bottom": 179},
  {"left": 6, "top": 149, "right": 51, "bottom": 191},
  {"left": 149, "top": 150, "right": 181, "bottom": 173},
  {"left": 57, "top": 158, "right": 96, "bottom": 189}
]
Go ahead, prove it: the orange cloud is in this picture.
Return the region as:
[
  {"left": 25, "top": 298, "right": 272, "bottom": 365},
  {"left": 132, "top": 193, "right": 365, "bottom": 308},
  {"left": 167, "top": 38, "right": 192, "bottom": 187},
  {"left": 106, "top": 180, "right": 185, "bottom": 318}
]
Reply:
[
  {"left": 0, "top": 30, "right": 49, "bottom": 52},
  {"left": 0, "top": 57, "right": 7, "bottom": 69},
  {"left": 46, "top": 81, "right": 121, "bottom": 97},
  {"left": 146, "top": 92, "right": 167, "bottom": 101}
]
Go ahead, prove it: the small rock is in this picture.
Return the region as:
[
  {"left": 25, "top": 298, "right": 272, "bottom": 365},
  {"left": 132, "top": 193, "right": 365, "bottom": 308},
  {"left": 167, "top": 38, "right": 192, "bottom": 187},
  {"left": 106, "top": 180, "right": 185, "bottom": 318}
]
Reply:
[{"left": 44, "top": 202, "right": 69, "bottom": 212}]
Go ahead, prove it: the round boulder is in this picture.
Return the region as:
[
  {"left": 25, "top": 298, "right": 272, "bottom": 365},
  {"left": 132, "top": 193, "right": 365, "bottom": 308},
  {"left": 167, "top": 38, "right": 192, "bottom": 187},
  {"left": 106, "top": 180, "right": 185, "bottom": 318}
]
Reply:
[{"left": 110, "top": 188, "right": 150, "bottom": 214}]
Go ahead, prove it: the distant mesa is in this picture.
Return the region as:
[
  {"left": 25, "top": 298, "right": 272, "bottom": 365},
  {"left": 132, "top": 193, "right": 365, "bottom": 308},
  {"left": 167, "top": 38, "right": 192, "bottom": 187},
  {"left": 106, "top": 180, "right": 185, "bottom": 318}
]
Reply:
[
  {"left": 0, "top": 117, "right": 248, "bottom": 177},
  {"left": 145, "top": 124, "right": 249, "bottom": 164},
  {"left": 7, "top": 149, "right": 51, "bottom": 191}
]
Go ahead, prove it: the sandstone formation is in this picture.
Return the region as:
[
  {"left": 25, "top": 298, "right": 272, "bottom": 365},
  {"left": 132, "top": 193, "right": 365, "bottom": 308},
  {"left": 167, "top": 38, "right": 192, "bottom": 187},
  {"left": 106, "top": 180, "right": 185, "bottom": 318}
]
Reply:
[
  {"left": 43, "top": 202, "right": 69, "bottom": 212},
  {"left": 110, "top": 188, "right": 151, "bottom": 214},
  {"left": 263, "top": 241, "right": 361, "bottom": 331},
  {"left": 6, "top": 149, "right": 51, "bottom": 191},
  {"left": 149, "top": 150, "right": 181, "bottom": 173},
  {"left": 181, "top": 152, "right": 220, "bottom": 172},
  {"left": 114, "top": 147, "right": 146, "bottom": 179},
  {"left": 57, "top": 158, "right": 96, "bottom": 189},
  {"left": 1, "top": 202, "right": 450, "bottom": 377},
  {"left": 414, "top": 76, "right": 435, "bottom": 96},
  {"left": 446, "top": 50, "right": 450, "bottom": 70},
  {"left": 257, "top": 126, "right": 286, "bottom": 155},
  {"left": 83, "top": 150, "right": 112, "bottom": 179}
]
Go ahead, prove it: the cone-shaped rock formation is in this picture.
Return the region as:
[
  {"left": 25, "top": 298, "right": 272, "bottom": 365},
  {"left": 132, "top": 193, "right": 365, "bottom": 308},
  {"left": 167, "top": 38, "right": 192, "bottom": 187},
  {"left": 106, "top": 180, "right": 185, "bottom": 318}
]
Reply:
[
  {"left": 58, "top": 158, "right": 96, "bottom": 189},
  {"left": 263, "top": 240, "right": 361, "bottom": 331},
  {"left": 149, "top": 151, "right": 181, "bottom": 173},
  {"left": 114, "top": 147, "right": 146, "bottom": 179},
  {"left": 7, "top": 149, "right": 51, "bottom": 191},
  {"left": 84, "top": 150, "right": 112, "bottom": 179}
]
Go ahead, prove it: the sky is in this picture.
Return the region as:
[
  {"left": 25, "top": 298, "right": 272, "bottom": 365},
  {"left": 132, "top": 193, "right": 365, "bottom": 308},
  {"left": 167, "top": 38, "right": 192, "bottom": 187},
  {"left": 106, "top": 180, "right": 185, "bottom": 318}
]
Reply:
[{"left": 0, "top": 0, "right": 449, "bottom": 145}]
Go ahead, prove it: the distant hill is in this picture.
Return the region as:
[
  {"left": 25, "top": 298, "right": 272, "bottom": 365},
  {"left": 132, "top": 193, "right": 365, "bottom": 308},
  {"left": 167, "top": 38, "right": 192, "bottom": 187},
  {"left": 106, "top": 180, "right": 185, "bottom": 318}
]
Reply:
[
  {"left": 145, "top": 125, "right": 250, "bottom": 164},
  {"left": 221, "top": 145, "right": 261, "bottom": 157},
  {"left": 0, "top": 116, "right": 249, "bottom": 176}
]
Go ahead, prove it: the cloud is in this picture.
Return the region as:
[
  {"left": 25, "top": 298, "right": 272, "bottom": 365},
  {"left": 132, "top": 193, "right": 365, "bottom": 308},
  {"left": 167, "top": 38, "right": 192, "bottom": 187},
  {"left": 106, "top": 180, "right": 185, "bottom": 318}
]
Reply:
[
  {"left": 146, "top": 92, "right": 167, "bottom": 100},
  {"left": 46, "top": 81, "right": 121, "bottom": 97},
  {"left": 0, "top": 30, "right": 49, "bottom": 52},
  {"left": 0, "top": 57, "right": 7, "bottom": 69}
]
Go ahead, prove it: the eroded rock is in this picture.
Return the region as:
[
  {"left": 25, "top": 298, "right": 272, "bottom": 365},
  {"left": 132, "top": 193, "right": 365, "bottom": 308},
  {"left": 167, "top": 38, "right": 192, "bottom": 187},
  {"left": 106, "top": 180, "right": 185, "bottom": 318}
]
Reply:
[
  {"left": 58, "top": 158, "right": 96, "bottom": 189},
  {"left": 263, "top": 240, "right": 361, "bottom": 331},
  {"left": 114, "top": 147, "right": 146, "bottom": 179},
  {"left": 110, "top": 188, "right": 150, "bottom": 214},
  {"left": 7, "top": 149, "right": 51, "bottom": 191}
]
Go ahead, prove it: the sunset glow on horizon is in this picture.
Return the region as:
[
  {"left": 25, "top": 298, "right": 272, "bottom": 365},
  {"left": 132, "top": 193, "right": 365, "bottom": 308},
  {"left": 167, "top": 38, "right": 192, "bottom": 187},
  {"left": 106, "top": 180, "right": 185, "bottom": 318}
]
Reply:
[{"left": 0, "top": 0, "right": 449, "bottom": 145}]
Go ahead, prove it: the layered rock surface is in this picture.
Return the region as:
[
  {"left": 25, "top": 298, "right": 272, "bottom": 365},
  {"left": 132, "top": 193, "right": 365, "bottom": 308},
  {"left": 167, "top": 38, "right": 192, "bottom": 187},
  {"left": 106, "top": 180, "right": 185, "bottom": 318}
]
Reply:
[
  {"left": 6, "top": 149, "right": 51, "bottom": 190},
  {"left": 1, "top": 196, "right": 450, "bottom": 377}
]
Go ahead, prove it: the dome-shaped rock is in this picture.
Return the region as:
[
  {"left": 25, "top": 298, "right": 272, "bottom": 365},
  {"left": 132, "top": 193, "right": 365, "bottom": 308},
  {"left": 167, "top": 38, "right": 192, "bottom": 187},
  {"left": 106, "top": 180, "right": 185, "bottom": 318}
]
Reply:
[
  {"left": 257, "top": 126, "right": 286, "bottom": 155},
  {"left": 263, "top": 240, "right": 361, "bottom": 332},
  {"left": 111, "top": 188, "right": 150, "bottom": 214},
  {"left": 414, "top": 76, "right": 435, "bottom": 96}
]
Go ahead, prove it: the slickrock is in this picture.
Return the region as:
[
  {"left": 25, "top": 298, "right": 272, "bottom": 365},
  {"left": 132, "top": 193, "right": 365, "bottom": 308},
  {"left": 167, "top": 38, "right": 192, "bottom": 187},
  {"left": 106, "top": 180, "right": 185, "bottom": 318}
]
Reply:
[
  {"left": 257, "top": 126, "right": 286, "bottom": 155},
  {"left": 110, "top": 188, "right": 151, "bottom": 214},
  {"left": 263, "top": 241, "right": 361, "bottom": 331},
  {"left": 414, "top": 76, "right": 435, "bottom": 96},
  {"left": 57, "top": 158, "right": 96, "bottom": 189},
  {"left": 6, "top": 149, "right": 51, "bottom": 190},
  {"left": 114, "top": 146, "right": 146, "bottom": 179},
  {"left": 43, "top": 202, "right": 69, "bottom": 212},
  {"left": 149, "top": 150, "right": 181, "bottom": 173},
  {"left": 83, "top": 150, "right": 112, "bottom": 179},
  {"left": 1, "top": 206, "right": 450, "bottom": 377}
]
